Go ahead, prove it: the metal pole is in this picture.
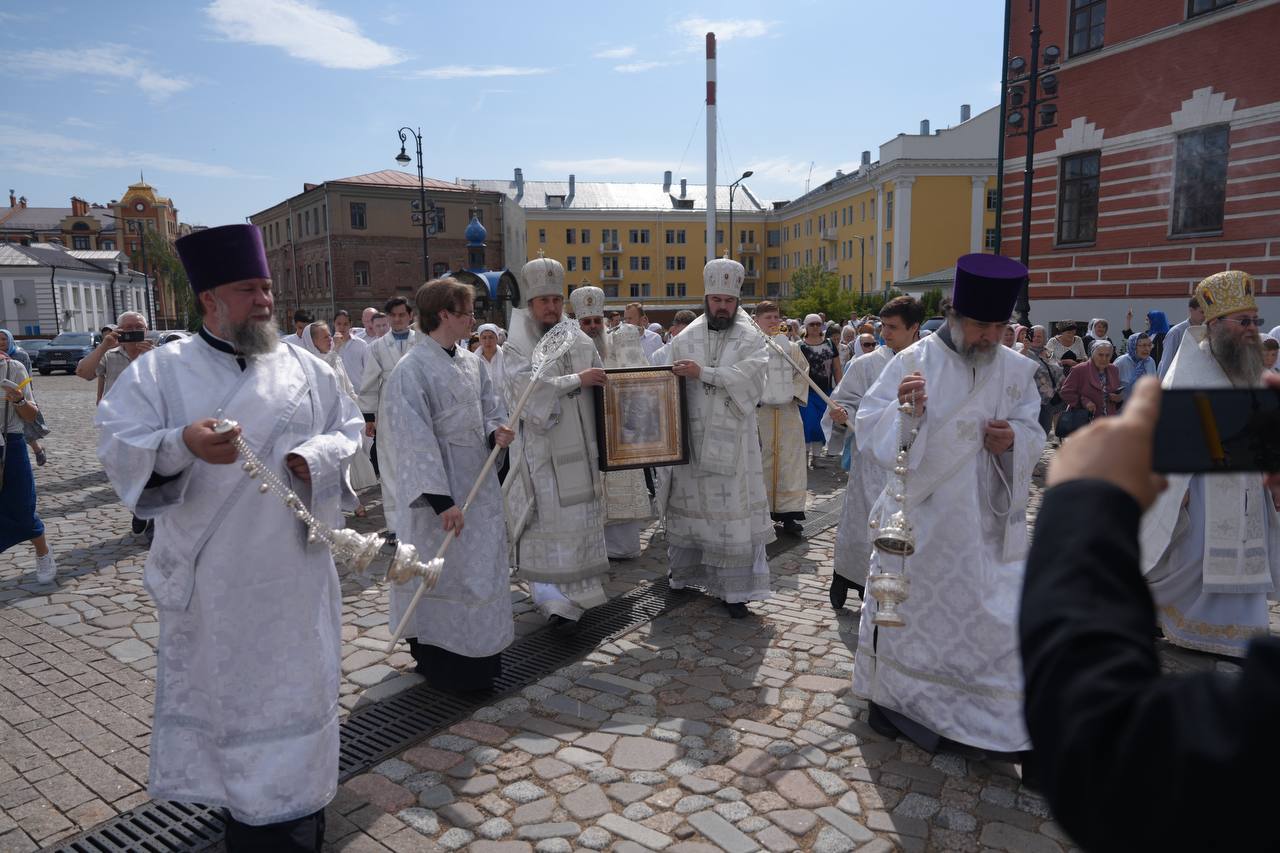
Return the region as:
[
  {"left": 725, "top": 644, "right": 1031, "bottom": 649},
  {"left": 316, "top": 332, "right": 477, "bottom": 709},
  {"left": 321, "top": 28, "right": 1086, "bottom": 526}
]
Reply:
[
  {"left": 137, "top": 222, "right": 154, "bottom": 327},
  {"left": 705, "top": 33, "right": 717, "bottom": 264},
  {"left": 728, "top": 184, "right": 736, "bottom": 262},
  {"left": 995, "top": 0, "right": 1011, "bottom": 256},
  {"left": 859, "top": 237, "right": 865, "bottom": 298},
  {"left": 416, "top": 129, "right": 429, "bottom": 282},
  {"left": 1015, "top": 0, "right": 1041, "bottom": 327}
]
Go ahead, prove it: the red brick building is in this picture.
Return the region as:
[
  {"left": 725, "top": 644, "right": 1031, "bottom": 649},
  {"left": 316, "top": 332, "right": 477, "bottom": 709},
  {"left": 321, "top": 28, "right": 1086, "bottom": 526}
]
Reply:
[
  {"left": 249, "top": 170, "right": 523, "bottom": 327},
  {"left": 1001, "top": 0, "right": 1280, "bottom": 331}
]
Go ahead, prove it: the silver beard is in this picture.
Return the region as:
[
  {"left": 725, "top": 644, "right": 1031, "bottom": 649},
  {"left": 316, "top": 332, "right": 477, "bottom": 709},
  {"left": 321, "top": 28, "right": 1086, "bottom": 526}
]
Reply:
[
  {"left": 215, "top": 298, "right": 278, "bottom": 356},
  {"left": 960, "top": 341, "right": 998, "bottom": 368},
  {"left": 587, "top": 328, "right": 609, "bottom": 358},
  {"left": 1210, "top": 322, "right": 1264, "bottom": 386}
]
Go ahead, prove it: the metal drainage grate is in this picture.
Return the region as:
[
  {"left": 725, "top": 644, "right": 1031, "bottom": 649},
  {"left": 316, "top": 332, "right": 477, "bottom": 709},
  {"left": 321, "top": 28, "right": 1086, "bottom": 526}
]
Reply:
[{"left": 46, "top": 495, "right": 844, "bottom": 853}]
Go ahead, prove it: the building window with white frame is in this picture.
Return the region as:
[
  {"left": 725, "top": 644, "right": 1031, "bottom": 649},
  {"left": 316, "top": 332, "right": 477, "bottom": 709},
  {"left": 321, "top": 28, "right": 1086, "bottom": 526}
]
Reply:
[
  {"left": 354, "top": 261, "right": 370, "bottom": 287},
  {"left": 350, "top": 203, "right": 366, "bottom": 230},
  {"left": 985, "top": 228, "right": 999, "bottom": 250},
  {"left": 1172, "top": 125, "right": 1229, "bottom": 235},
  {"left": 1188, "top": 0, "right": 1235, "bottom": 18},
  {"left": 1069, "top": 0, "right": 1106, "bottom": 58}
]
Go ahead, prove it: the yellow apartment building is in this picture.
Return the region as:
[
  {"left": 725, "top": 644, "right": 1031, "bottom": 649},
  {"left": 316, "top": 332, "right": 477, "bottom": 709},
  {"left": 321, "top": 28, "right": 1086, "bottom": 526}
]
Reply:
[{"left": 468, "top": 104, "right": 1001, "bottom": 320}]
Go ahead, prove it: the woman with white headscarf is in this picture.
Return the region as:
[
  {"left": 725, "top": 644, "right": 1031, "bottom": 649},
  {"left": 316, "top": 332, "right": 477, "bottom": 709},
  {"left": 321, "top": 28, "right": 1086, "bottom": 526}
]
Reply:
[
  {"left": 1083, "top": 317, "right": 1115, "bottom": 362},
  {"left": 301, "top": 322, "right": 378, "bottom": 514},
  {"left": 476, "top": 323, "right": 505, "bottom": 396}
]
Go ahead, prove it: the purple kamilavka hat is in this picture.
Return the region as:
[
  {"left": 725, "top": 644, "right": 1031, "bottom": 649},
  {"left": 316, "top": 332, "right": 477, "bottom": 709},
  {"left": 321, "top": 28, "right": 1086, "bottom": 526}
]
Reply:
[{"left": 175, "top": 224, "right": 271, "bottom": 294}]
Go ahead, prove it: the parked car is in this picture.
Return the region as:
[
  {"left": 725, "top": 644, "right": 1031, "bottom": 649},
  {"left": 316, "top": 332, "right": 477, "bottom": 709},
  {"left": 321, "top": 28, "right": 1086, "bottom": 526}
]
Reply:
[
  {"left": 920, "top": 316, "right": 945, "bottom": 336},
  {"left": 16, "top": 339, "right": 50, "bottom": 359},
  {"left": 153, "top": 330, "right": 190, "bottom": 345},
  {"left": 35, "top": 331, "right": 100, "bottom": 375}
]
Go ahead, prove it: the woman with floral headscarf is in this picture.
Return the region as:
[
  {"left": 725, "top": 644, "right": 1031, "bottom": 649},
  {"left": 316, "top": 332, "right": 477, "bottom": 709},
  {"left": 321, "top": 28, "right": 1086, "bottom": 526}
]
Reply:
[{"left": 1113, "top": 332, "right": 1157, "bottom": 401}]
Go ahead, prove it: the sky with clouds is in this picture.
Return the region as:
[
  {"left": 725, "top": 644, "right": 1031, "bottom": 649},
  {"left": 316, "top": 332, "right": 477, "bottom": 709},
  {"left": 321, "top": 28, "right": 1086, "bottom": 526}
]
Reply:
[{"left": 1, "top": 1, "right": 1004, "bottom": 225}]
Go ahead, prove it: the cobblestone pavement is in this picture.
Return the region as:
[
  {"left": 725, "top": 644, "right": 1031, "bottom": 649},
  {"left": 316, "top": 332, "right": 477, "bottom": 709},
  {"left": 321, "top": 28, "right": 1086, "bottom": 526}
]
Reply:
[{"left": 0, "top": 375, "right": 1256, "bottom": 852}]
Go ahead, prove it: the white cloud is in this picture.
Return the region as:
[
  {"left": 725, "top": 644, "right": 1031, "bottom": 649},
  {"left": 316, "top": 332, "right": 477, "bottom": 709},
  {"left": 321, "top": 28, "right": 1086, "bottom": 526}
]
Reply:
[
  {"left": 412, "top": 65, "right": 551, "bottom": 79},
  {"left": 206, "top": 0, "right": 404, "bottom": 70},
  {"left": 0, "top": 125, "right": 260, "bottom": 179},
  {"left": 536, "top": 157, "right": 674, "bottom": 176},
  {"left": 0, "top": 44, "right": 191, "bottom": 101},
  {"left": 594, "top": 46, "right": 635, "bottom": 59},
  {"left": 62, "top": 117, "right": 97, "bottom": 128},
  {"left": 614, "top": 60, "right": 674, "bottom": 73},
  {"left": 674, "top": 16, "right": 777, "bottom": 45}
]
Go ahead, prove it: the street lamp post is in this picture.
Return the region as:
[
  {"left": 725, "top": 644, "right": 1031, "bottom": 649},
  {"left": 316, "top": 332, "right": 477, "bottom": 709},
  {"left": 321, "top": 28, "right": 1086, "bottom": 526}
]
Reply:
[
  {"left": 727, "top": 170, "right": 753, "bottom": 262},
  {"left": 133, "top": 220, "right": 155, "bottom": 327},
  {"left": 395, "top": 126, "right": 431, "bottom": 283},
  {"left": 1004, "top": 0, "right": 1060, "bottom": 327}
]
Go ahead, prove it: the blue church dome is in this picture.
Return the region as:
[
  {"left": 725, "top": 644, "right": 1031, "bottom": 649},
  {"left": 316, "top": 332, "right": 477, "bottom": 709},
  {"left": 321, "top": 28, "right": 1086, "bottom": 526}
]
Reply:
[{"left": 465, "top": 214, "right": 487, "bottom": 247}]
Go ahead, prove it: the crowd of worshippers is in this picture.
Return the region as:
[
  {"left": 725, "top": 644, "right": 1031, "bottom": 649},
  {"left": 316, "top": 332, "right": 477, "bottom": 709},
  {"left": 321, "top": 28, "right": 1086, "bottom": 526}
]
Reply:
[{"left": 41, "top": 219, "right": 1273, "bottom": 851}]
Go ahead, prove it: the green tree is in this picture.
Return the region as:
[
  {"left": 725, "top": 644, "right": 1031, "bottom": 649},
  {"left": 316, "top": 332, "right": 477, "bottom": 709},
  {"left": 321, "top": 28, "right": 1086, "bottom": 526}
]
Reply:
[
  {"left": 920, "top": 286, "right": 945, "bottom": 317},
  {"left": 782, "top": 265, "right": 855, "bottom": 322},
  {"left": 850, "top": 288, "right": 905, "bottom": 317},
  {"left": 142, "top": 230, "right": 197, "bottom": 330}
]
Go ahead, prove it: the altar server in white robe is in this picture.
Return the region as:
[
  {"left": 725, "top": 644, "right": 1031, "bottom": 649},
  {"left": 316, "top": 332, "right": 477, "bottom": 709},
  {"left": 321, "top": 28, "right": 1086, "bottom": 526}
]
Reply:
[
  {"left": 1141, "top": 270, "right": 1280, "bottom": 657},
  {"left": 503, "top": 257, "right": 610, "bottom": 627},
  {"left": 383, "top": 278, "right": 515, "bottom": 690},
  {"left": 853, "top": 254, "right": 1043, "bottom": 759},
  {"left": 573, "top": 286, "right": 654, "bottom": 560},
  {"left": 667, "top": 257, "right": 775, "bottom": 618},
  {"left": 357, "top": 296, "right": 418, "bottom": 541},
  {"left": 476, "top": 323, "right": 506, "bottom": 392},
  {"left": 753, "top": 300, "right": 810, "bottom": 536},
  {"left": 95, "top": 225, "right": 362, "bottom": 850},
  {"left": 826, "top": 295, "right": 923, "bottom": 610}
]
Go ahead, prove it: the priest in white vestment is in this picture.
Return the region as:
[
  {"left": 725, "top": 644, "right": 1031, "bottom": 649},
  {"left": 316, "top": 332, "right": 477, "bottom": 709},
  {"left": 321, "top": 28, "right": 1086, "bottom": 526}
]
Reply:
[
  {"left": 667, "top": 258, "right": 775, "bottom": 618},
  {"left": 503, "top": 257, "right": 610, "bottom": 627},
  {"left": 95, "top": 225, "right": 362, "bottom": 847},
  {"left": 383, "top": 278, "right": 515, "bottom": 690},
  {"left": 574, "top": 286, "right": 654, "bottom": 560},
  {"left": 826, "top": 295, "right": 923, "bottom": 610},
  {"left": 853, "top": 254, "right": 1043, "bottom": 759},
  {"left": 357, "top": 296, "right": 418, "bottom": 541},
  {"left": 753, "top": 300, "right": 810, "bottom": 536},
  {"left": 1141, "top": 270, "right": 1280, "bottom": 657}
]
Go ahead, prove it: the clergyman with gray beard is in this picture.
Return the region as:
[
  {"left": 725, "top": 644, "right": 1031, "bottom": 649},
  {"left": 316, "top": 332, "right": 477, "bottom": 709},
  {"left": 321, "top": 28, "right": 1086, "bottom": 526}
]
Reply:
[
  {"left": 1141, "top": 269, "right": 1279, "bottom": 660},
  {"left": 93, "top": 224, "right": 364, "bottom": 850}
]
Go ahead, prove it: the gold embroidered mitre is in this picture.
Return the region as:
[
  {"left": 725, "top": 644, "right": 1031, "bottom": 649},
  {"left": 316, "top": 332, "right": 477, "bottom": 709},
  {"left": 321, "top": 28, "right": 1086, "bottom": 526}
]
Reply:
[{"left": 1195, "top": 270, "right": 1257, "bottom": 323}]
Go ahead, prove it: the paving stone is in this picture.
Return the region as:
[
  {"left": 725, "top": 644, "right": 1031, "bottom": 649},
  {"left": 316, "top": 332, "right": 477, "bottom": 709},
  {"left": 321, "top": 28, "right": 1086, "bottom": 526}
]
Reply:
[
  {"left": 816, "top": 806, "right": 874, "bottom": 843},
  {"left": 768, "top": 809, "right": 817, "bottom": 835},
  {"left": 806, "top": 768, "right": 848, "bottom": 796},
  {"left": 561, "top": 783, "right": 610, "bottom": 820},
  {"left": 430, "top": 734, "right": 478, "bottom": 753},
  {"left": 450, "top": 720, "right": 510, "bottom": 745},
  {"left": 678, "top": 775, "right": 719, "bottom": 794},
  {"left": 765, "top": 770, "right": 827, "bottom": 808},
  {"left": 607, "top": 782, "right": 653, "bottom": 804},
  {"left": 534, "top": 840, "right": 572, "bottom": 853},
  {"left": 576, "top": 826, "right": 612, "bottom": 850},
  {"left": 438, "top": 801, "right": 485, "bottom": 829},
  {"left": 934, "top": 805, "right": 978, "bottom": 832},
  {"left": 893, "top": 792, "right": 940, "bottom": 820},
  {"left": 613, "top": 736, "right": 681, "bottom": 770},
  {"left": 556, "top": 746, "right": 607, "bottom": 771},
  {"left": 343, "top": 774, "right": 416, "bottom": 813},
  {"left": 622, "top": 802, "right": 655, "bottom": 821},
  {"left": 477, "top": 817, "right": 514, "bottom": 839},
  {"left": 348, "top": 664, "right": 397, "bottom": 687},
  {"left": 373, "top": 759, "right": 417, "bottom": 783},
  {"left": 104, "top": 639, "right": 151, "bottom": 664},
  {"left": 542, "top": 694, "right": 609, "bottom": 721},
  {"left": 416, "top": 784, "right": 454, "bottom": 809},
  {"left": 396, "top": 807, "right": 439, "bottom": 836},
  {"left": 674, "top": 795, "right": 715, "bottom": 814},
  {"left": 835, "top": 791, "right": 861, "bottom": 815},
  {"left": 756, "top": 825, "right": 799, "bottom": 852},
  {"left": 574, "top": 732, "right": 617, "bottom": 753},
  {"left": 744, "top": 792, "right": 788, "bottom": 813},
  {"left": 436, "top": 827, "right": 475, "bottom": 850},
  {"left": 403, "top": 746, "right": 463, "bottom": 772},
  {"left": 597, "top": 813, "right": 674, "bottom": 850},
  {"left": 502, "top": 780, "right": 548, "bottom": 804},
  {"left": 979, "top": 821, "right": 1062, "bottom": 853},
  {"left": 469, "top": 842, "right": 531, "bottom": 853},
  {"left": 511, "top": 798, "right": 556, "bottom": 826},
  {"left": 455, "top": 773, "right": 500, "bottom": 796},
  {"left": 531, "top": 757, "right": 572, "bottom": 779},
  {"left": 517, "top": 821, "right": 581, "bottom": 841},
  {"left": 685, "top": 810, "right": 759, "bottom": 853},
  {"left": 811, "top": 825, "right": 858, "bottom": 853}
]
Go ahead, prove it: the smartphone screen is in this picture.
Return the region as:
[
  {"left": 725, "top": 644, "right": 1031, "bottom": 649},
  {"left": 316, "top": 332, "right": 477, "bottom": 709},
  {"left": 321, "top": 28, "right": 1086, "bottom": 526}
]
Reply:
[{"left": 1152, "top": 388, "right": 1280, "bottom": 473}]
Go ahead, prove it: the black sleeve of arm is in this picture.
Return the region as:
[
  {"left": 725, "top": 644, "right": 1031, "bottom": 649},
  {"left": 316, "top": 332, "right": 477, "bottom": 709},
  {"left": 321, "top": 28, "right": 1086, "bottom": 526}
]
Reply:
[
  {"left": 1020, "top": 479, "right": 1280, "bottom": 852},
  {"left": 421, "top": 493, "right": 455, "bottom": 514}
]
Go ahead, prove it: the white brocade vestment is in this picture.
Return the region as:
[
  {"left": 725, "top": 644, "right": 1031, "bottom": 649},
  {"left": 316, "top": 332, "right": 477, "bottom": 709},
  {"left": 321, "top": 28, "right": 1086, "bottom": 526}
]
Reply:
[
  {"left": 502, "top": 311, "right": 609, "bottom": 617},
  {"left": 358, "top": 330, "right": 418, "bottom": 522},
  {"left": 383, "top": 340, "right": 514, "bottom": 657},
  {"left": 664, "top": 311, "right": 775, "bottom": 601},
  {"left": 852, "top": 332, "right": 1044, "bottom": 752},
  {"left": 830, "top": 346, "right": 894, "bottom": 584},
  {"left": 758, "top": 333, "right": 809, "bottom": 518},
  {"left": 1139, "top": 326, "right": 1280, "bottom": 656},
  {"left": 94, "top": 335, "right": 362, "bottom": 824}
]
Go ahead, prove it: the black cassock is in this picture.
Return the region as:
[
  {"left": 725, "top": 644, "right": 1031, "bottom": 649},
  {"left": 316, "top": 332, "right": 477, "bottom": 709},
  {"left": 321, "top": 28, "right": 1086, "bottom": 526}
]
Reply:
[{"left": 1020, "top": 479, "right": 1280, "bottom": 852}]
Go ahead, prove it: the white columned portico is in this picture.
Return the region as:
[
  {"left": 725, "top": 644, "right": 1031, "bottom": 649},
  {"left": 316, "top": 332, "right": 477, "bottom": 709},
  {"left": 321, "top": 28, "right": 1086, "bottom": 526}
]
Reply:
[
  {"left": 893, "top": 176, "right": 915, "bottom": 283},
  {"left": 971, "top": 176, "right": 989, "bottom": 253}
]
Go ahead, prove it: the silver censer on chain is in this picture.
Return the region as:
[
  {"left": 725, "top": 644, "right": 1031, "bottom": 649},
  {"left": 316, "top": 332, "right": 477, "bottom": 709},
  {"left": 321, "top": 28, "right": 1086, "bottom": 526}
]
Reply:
[
  {"left": 867, "top": 388, "right": 919, "bottom": 627},
  {"left": 213, "top": 418, "right": 442, "bottom": 589}
]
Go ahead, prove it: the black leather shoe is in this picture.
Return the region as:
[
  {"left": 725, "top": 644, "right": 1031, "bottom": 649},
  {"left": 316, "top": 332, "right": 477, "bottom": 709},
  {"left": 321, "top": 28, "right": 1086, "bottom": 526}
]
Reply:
[
  {"left": 724, "top": 602, "right": 750, "bottom": 619},
  {"left": 829, "top": 574, "right": 850, "bottom": 610},
  {"left": 131, "top": 516, "right": 147, "bottom": 535},
  {"left": 781, "top": 519, "right": 804, "bottom": 536}
]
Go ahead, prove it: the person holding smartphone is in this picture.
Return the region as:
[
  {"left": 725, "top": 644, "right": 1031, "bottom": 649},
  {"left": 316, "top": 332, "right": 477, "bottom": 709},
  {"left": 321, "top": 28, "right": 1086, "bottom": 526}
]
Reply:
[
  {"left": 1140, "top": 270, "right": 1278, "bottom": 657},
  {"left": 75, "top": 311, "right": 155, "bottom": 403},
  {"left": 1021, "top": 373, "right": 1280, "bottom": 851}
]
